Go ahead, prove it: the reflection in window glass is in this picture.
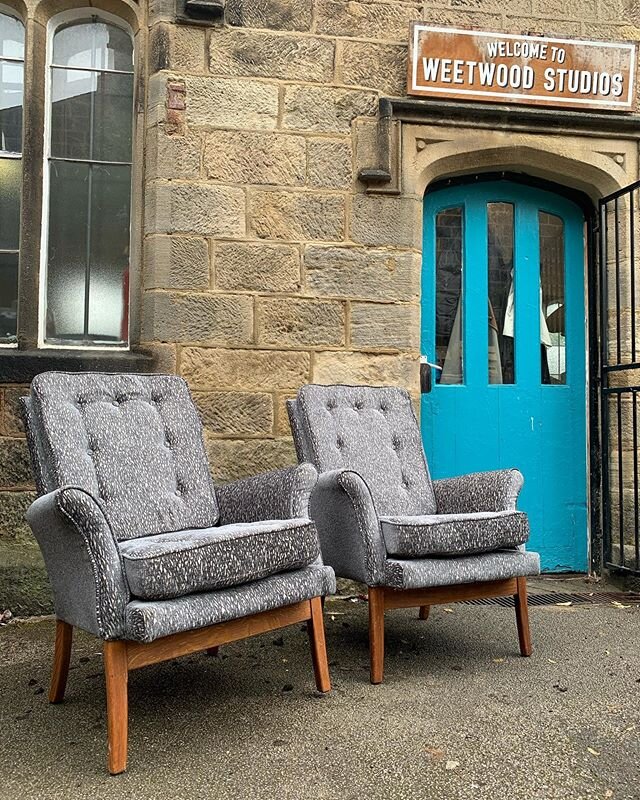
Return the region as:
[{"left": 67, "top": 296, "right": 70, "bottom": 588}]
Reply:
[
  {"left": 45, "top": 20, "right": 133, "bottom": 345},
  {"left": 540, "top": 212, "right": 566, "bottom": 384},
  {"left": 487, "top": 203, "right": 515, "bottom": 384},
  {"left": 435, "top": 207, "right": 463, "bottom": 384},
  {"left": 0, "top": 11, "right": 24, "bottom": 344}
]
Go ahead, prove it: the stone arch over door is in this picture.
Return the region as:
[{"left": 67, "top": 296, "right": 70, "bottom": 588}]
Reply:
[{"left": 402, "top": 129, "right": 636, "bottom": 204}]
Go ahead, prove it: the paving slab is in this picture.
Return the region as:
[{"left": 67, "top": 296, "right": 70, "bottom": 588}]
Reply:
[{"left": 0, "top": 591, "right": 639, "bottom": 800}]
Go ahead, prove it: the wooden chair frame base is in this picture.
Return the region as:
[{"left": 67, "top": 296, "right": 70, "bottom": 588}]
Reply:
[
  {"left": 49, "top": 597, "right": 330, "bottom": 775},
  {"left": 368, "top": 576, "right": 532, "bottom": 684}
]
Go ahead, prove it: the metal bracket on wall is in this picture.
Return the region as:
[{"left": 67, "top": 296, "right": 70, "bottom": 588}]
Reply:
[
  {"left": 357, "top": 99, "right": 402, "bottom": 195},
  {"left": 176, "top": 0, "right": 225, "bottom": 25}
]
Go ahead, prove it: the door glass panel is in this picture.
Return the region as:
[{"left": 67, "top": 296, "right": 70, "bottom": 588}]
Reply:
[
  {"left": 539, "top": 211, "right": 566, "bottom": 384},
  {"left": 487, "top": 202, "right": 515, "bottom": 384},
  {"left": 435, "top": 207, "right": 463, "bottom": 384}
]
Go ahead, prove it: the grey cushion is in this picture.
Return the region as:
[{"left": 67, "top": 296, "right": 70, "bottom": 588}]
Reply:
[
  {"left": 120, "top": 519, "right": 320, "bottom": 600},
  {"left": 384, "top": 548, "right": 540, "bottom": 590},
  {"left": 124, "top": 564, "right": 336, "bottom": 643},
  {"left": 29, "top": 372, "right": 218, "bottom": 541},
  {"left": 380, "top": 510, "right": 530, "bottom": 557},
  {"left": 296, "top": 385, "right": 436, "bottom": 516}
]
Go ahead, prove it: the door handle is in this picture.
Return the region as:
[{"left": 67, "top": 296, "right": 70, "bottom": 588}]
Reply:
[{"left": 420, "top": 357, "right": 442, "bottom": 394}]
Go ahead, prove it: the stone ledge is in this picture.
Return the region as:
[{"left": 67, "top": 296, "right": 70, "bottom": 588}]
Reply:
[{"left": 0, "top": 349, "right": 156, "bottom": 384}]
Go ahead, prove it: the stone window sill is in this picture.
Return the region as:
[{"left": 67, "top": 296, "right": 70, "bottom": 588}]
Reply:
[{"left": 0, "top": 348, "right": 156, "bottom": 384}]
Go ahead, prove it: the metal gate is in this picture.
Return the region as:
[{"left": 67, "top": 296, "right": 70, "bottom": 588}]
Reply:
[{"left": 599, "top": 181, "right": 640, "bottom": 577}]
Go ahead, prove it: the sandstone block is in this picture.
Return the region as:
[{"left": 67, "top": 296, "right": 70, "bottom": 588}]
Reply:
[
  {"left": 1, "top": 387, "right": 27, "bottom": 436},
  {"left": 0, "top": 536, "right": 51, "bottom": 616},
  {"left": 208, "top": 29, "right": 334, "bottom": 83},
  {"left": 206, "top": 437, "right": 297, "bottom": 482},
  {"left": 173, "top": 26, "right": 207, "bottom": 73},
  {"left": 146, "top": 183, "right": 246, "bottom": 238},
  {"left": 275, "top": 393, "right": 296, "bottom": 437},
  {"left": 304, "top": 245, "right": 420, "bottom": 301},
  {"left": 0, "top": 439, "right": 33, "bottom": 489},
  {"left": 283, "top": 85, "right": 377, "bottom": 133},
  {"left": 351, "top": 195, "right": 421, "bottom": 248},
  {"left": 350, "top": 302, "right": 420, "bottom": 350},
  {"left": 0, "top": 489, "right": 35, "bottom": 542},
  {"left": 532, "top": 0, "right": 597, "bottom": 18},
  {"left": 185, "top": 77, "right": 279, "bottom": 131},
  {"left": 307, "top": 139, "right": 352, "bottom": 190},
  {"left": 341, "top": 42, "right": 407, "bottom": 96},
  {"left": 181, "top": 347, "right": 311, "bottom": 390},
  {"left": 316, "top": 0, "right": 421, "bottom": 40},
  {"left": 226, "top": 0, "right": 313, "bottom": 30},
  {"left": 142, "top": 291, "right": 253, "bottom": 344},
  {"left": 215, "top": 242, "right": 301, "bottom": 293},
  {"left": 144, "top": 235, "right": 210, "bottom": 290},
  {"left": 250, "top": 190, "right": 345, "bottom": 242},
  {"left": 146, "top": 127, "right": 201, "bottom": 181},
  {"left": 204, "top": 131, "right": 306, "bottom": 186},
  {"left": 257, "top": 297, "right": 345, "bottom": 347},
  {"left": 194, "top": 391, "right": 274, "bottom": 436},
  {"left": 142, "top": 343, "right": 178, "bottom": 373},
  {"left": 312, "top": 350, "right": 418, "bottom": 388}
]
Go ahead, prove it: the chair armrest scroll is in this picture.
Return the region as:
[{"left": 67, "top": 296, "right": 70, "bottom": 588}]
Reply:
[
  {"left": 309, "top": 469, "right": 386, "bottom": 585},
  {"left": 26, "top": 486, "right": 129, "bottom": 639}
]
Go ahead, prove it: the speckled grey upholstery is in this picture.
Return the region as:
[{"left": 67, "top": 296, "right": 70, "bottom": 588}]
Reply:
[
  {"left": 288, "top": 384, "right": 540, "bottom": 588},
  {"left": 22, "top": 372, "right": 335, "bottom": 642}
]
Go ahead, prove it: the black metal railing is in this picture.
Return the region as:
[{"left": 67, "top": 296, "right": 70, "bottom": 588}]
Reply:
[{"left": 600, "top": 180, "right": 640, "bottom": 576}]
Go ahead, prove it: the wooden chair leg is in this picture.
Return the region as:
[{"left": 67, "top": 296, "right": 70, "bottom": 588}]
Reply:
[
  {"left": 104, "top": 641, "right": 129, "bottom": 775},
  {"left": 368, "top": 587, "right": 385, "bottom": 685},
  {"left": 515, "top": 576, "right": 532, "bottom": 657},
  {"left": 49, "top": 620, "right": 73, "bottom": 704},
  {"left": 307, "top": 597, "right": 331, "bottom": 693},
  {"left": 418, "top": 605, "right": 430, "bottom": 620}
]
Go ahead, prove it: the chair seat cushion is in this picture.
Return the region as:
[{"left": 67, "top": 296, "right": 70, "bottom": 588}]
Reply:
[
  {"left": 119, "top": 519, "right": 320, "bottom": 600},
  {"left": 379, "top": 510, "right": 529, "bottom": 557}
]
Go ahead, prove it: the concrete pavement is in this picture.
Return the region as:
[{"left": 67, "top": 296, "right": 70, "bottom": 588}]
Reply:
[{"left": 1, "top": 587, "right": 639, "bottom": 800}]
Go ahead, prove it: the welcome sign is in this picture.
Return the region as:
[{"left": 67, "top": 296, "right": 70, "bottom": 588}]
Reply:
[{"left": 408, "top": 25, "right": 637, "bottom": 111}]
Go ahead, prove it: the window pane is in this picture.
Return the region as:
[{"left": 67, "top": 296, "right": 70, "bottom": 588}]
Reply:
[
  {"left": 46, "top": 161, "right": 89, "bottom": 341},
  {"left": 53, "top": 21, "right": 133, "bottom": 72},
  {"left": 436, "top": 207, "right": 463, "bottom": 384},
  {"left": 0, "top": 13, "right": 24, "bottom": 60},
  {"left": 0, "top": 60, "right": 23, "bottom": 153},
  {"left": 487, "top": 202, "right": 515, "bottom": 384},
  {"left": 87, "top": 163, "right": 130, "bottom": 341},
  {"left": 0, "top": 250, "right": 18, "bottom": 342},
  {"left": 540, "top": 212, "right": 566, "bottom": 384},
  {"left": 51, "top": 69, "right": 133, "bottom": 162},
  {"left": 0, "top": 157, "right": 21, "bottom": 249}
]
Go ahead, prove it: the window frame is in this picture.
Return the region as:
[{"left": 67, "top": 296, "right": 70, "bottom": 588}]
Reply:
[
  {"left": 0, "top": 3, "right": 25, "bottom": 349},
  {"left": 38, "top": 8, "right": 135, "bottom": 351}
]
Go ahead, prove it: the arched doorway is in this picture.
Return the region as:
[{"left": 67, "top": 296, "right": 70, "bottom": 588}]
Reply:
[{"left": 421, "top": 178, "right": 588, "bottom": 571}]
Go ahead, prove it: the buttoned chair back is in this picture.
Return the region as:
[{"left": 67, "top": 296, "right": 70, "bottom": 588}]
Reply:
[
  {"left": 21, "top": 372, "right": 219, "bottom": 542},
  {"left": 288, "top": 384, "right": 437, "bottom": 517}
]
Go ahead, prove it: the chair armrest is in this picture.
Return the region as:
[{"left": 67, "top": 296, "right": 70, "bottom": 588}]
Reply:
[
  {"left": 433, "top": 469, "right": 524, "bottom": 514},
  {"left": 309, "top": 469, "right": 386, "bottom": 585},
  {"left": 215, "top": 464, "right": 318, "bottom": 524},
  {"left": 26, "top": 487, "right": 129, "bottom": 639}
]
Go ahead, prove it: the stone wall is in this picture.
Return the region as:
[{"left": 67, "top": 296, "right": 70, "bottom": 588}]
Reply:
[{"left": 2, "top": 0, "right": 640, "bottom": 614}]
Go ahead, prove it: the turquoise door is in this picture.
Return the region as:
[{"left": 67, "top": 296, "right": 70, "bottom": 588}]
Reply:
[{"left": 421, "top": 181, "right": 588, "bottom": 572}]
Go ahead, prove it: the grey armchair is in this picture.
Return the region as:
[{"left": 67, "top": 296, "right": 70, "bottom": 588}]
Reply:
[
  {"left": 21, "top": 372, "right": 335, "bottom": 774},
  {"left": 287, "top": 384, "right": 540, "bottom": 684}
]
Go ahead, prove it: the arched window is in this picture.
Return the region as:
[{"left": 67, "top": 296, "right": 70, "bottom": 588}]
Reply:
[
  {"left": 42, "top": 15, "right": 134, "bottom": 346},
  {"left": 0, "top": 9, "right": 24, "bottom": 345}
]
